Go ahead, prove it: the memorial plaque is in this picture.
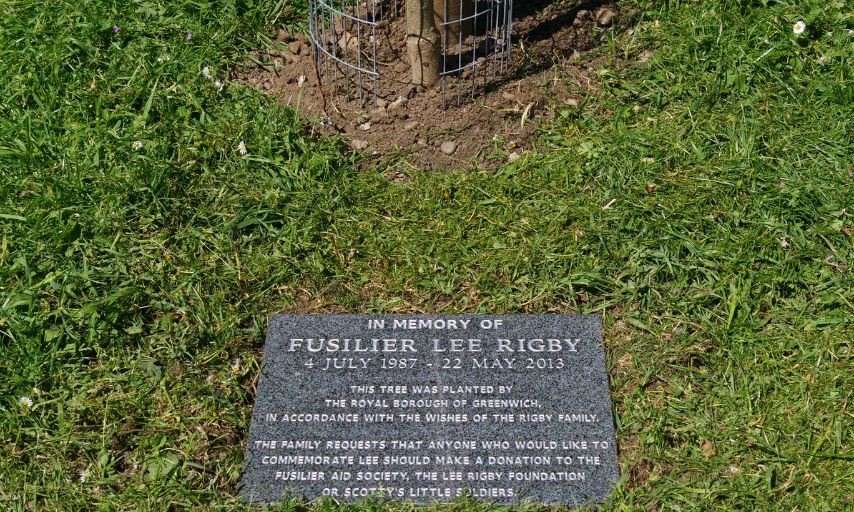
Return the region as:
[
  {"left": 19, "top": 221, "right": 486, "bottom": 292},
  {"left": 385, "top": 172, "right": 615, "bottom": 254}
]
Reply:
[{"left": 241, "top": 315, "right": 619, "bottom": 506}]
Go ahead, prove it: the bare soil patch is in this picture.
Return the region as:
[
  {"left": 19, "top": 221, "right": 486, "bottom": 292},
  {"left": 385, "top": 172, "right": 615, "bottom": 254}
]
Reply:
[{"left": 233, "top": 1, "right": 629, "bottom": 175}]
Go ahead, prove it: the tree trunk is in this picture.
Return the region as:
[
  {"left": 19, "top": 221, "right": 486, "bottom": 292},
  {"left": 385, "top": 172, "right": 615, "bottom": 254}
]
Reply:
[
  {"left": 406, "top": 0, "right": 441, "bottom": 85},
  {"left": 433, "top": 0, "right": 473, "bottom": 47}
]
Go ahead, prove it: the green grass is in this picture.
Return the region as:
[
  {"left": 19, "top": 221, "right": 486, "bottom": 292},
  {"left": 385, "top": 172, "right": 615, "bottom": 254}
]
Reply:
[{"left": 1, "top": 0, "right": 853, "bottom": 509}]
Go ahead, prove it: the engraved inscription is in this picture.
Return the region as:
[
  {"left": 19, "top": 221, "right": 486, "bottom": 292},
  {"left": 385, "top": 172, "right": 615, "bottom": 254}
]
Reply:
[{"left": 241, "top": 315, "right": 619, "bottom": 505}]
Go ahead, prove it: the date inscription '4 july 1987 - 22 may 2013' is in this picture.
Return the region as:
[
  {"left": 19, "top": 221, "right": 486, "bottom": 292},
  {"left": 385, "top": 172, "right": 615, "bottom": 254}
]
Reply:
[{"left": 240, "top": 315, "right": 620, "bottom": 506}]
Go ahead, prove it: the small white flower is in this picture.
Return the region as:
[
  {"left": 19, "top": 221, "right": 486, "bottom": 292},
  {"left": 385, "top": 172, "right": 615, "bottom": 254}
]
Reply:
[
  {"left": 827, "top": 31, "right": 833, "bottom": 37},
  {"left": 18, "top": 396, "right": 33, "bottom": 408},
  {"left": 214, "top": 80, "right": 224, "bottom": 92},
  {"left": 729, "top": 465, "right": 742, "bottom": 475},
  {"left": 237, "top": 141, "right": 247, "bottom": 155},
  {"left": 793, "top": 21, "right": 805, "bottom": 35},
  {"left": 167, "top": 83, "right": 178, "bottom": 92},
  {"left": 298, "top": 75, "right": 305, "bottom": 87},
  {"left": 202, "top": 66, "right": 213, "bottom": 79},
  {"left": 157, "top": 55, "right": 170, "bottom": 63},
  {"left": 132, "top": 140, "right": 143, "bottom": 150},
  {"left": 849, "top": 29, "right": 854, "bottom": 37},
  {"left": 759, "top": 37, "right": 770, "bottom": 44},
  {"left": 780, "top": 237, "right": 790, "bottom": 249},
  {"left": 819, "top": 55, "right": 831, "bottom": 66},
  {"left": 80, "top": 470, "right": 90, "bottom": 483},
  {"left": 230, "top": 357, "right": 241, "bottom": 374},
  {"left": 652, "top": 20, "right": 660, "bottom": 29},
  {"left": 206, "top": 374, "right": 214, "bottom": 385},
  {"left": 92, "top": 486, "right": 103, "bottom": 495}
]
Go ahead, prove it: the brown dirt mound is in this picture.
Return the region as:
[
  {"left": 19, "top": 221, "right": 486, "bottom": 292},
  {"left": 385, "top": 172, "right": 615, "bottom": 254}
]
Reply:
[{"left": 232, "top": 1, "right": 628, "bottom": 176}]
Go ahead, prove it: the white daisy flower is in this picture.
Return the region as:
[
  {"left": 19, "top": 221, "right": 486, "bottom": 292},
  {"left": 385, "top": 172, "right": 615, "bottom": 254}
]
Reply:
[
  {"left": 230, "top": 357, "right": 241, "bottom": 374},
  {"left": 132, "top": 140, "right": 143, "bottom": 150},
  {"left": 167, "top": 83, "right": 178, "bottom": 92},
  {"left": 729, "top": 465, "right": 742, "bottom": 475},
  {"left": 214, "top": 80, "right": 224, "bottom": 92},
  {"left": 793, "top": 20, "right": 805, "bottom": 35},
  {"left": 157, "top": 55, "right": 170, "bottom": 63},
  {"left": 827, "top": 31, "right": 832, "bottom": 37},
  {"left": 202, "top": 66, "right": 213, "bottom": 79},
  {"left": 237, "top": 141, "right": 247, "bottom": 155},
  {"left": 653, "top": 20, "right": 660, "bottom": 29},
  {"left": 80, "top": 470, "right": 90, "bottom": 483},
  {"left": 819, "top": 55, "right": 831, "bottom": 65},
  {"left": 780, "top": 237, "right": 790, "bottom": 248},
  {"left": 18, "top": 396, "right": 33, "bottom": 408}
]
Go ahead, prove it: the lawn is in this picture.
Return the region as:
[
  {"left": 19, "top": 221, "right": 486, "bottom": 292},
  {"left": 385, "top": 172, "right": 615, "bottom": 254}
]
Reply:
[{"left": 1, "top": 0, "right": 852, "bottom": 509}]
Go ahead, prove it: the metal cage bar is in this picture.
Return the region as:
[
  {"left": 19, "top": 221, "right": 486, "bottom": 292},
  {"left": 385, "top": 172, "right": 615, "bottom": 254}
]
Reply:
[{"left": 308, "top": 0, "right": 512, "bottom": 109}]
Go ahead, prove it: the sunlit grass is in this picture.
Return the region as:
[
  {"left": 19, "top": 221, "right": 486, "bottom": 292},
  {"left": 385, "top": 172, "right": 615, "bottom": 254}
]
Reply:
[{"left": 1, "top": 0, "right": 853, "bottom": 509}]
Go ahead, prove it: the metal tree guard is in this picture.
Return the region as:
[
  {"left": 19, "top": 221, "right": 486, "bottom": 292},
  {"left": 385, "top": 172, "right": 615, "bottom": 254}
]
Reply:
[{"left": 307, "top": 0, "right": 513, "bottom": 109}]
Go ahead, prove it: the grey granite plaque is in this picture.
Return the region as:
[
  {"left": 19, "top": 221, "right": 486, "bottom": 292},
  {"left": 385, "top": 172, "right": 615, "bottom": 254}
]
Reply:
[{"left": 241, "top": 315, "right": 619, "bottom": 506}]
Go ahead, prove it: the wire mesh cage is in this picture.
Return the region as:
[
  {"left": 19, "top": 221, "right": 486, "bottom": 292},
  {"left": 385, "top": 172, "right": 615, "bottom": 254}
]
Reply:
[{"left": 308, "top": 0, "right": 513, "bottom": 109}]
